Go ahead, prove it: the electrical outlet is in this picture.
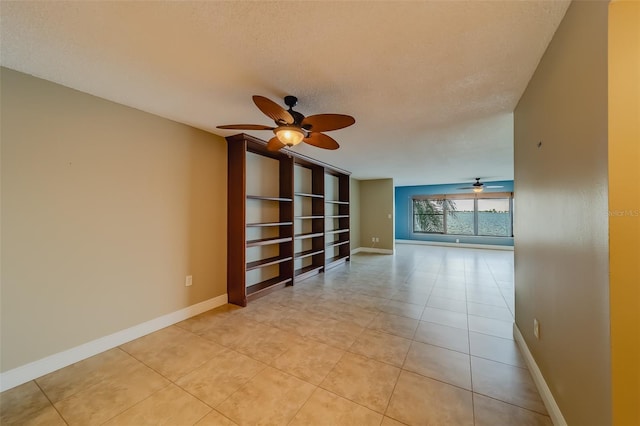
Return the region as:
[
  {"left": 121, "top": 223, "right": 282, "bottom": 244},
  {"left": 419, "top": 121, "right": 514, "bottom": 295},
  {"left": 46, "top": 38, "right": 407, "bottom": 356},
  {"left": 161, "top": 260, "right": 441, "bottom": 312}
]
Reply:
[
  {"left": 375, "top": 237, "right": 380, "bottom": 243},
  {"left": 371, "top": 237, "right": 375, "bottom": 243},
  {"left": 533, "top": 318, "right": 540, "bottom": 339},
  {"left": 185, "top": 275, "right": 193, "bottom": 287}
]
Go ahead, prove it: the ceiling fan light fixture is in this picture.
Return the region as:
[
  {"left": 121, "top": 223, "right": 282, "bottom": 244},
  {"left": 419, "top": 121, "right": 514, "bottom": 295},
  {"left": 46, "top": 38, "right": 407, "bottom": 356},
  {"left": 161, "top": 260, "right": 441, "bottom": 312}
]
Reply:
[
  {"left": 275, "top": 126, "right": 305, "bottom": 147},
  {"left": 473, "top": 186, "right": 484, "bottom": 193}
]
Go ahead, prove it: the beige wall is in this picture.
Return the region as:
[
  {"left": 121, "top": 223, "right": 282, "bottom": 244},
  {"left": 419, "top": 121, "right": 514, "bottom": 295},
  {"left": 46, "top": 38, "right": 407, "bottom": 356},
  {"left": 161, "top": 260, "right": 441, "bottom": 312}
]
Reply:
[
  {"left": 349, "top": 178, "right": 361, "bottom": 250},
  {"left": 513, "top": 2, "right": 610, "bottom": 425},
  {"left": 359, "top": 179, "right": 394, "bottom": 251},
  {"left": 1, "top": 68, "right": 228, "bottom": 372},
  {"left": 608, "top": 1, "right": 640, "bottom": 424}
]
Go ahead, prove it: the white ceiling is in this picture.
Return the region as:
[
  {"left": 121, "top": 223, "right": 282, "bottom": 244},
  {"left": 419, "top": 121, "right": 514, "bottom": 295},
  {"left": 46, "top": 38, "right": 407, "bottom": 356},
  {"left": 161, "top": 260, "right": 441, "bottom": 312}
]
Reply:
[{"left": 0, "top": 1, "right": 570, "bottom": 186}]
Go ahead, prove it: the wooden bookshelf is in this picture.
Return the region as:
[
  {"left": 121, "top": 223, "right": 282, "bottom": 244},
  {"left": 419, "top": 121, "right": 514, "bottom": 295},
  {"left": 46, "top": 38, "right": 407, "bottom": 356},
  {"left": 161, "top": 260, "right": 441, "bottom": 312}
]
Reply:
[{"left": 226, "top": 133, "right": 350, "bottom": 306}]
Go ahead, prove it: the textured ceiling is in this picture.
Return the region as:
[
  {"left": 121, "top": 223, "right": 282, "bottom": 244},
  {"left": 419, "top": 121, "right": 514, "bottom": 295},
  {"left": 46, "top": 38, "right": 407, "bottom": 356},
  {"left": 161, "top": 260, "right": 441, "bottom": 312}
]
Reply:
[{"left": 0, "top": 1, "right": 570, "bottom": 186}]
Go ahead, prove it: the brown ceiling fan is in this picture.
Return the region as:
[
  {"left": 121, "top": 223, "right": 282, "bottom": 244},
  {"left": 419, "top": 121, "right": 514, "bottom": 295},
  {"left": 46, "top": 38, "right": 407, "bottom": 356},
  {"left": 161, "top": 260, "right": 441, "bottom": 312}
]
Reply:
[{"left": 217, "top": 95, "right": 355, "bottom": 151}]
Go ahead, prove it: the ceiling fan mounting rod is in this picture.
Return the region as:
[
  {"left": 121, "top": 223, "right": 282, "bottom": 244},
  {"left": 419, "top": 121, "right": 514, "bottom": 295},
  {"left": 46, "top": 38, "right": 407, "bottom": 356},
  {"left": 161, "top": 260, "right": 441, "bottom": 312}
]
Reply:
[{"left": 284, "top": 95, "right": 298, "bottom": 109}]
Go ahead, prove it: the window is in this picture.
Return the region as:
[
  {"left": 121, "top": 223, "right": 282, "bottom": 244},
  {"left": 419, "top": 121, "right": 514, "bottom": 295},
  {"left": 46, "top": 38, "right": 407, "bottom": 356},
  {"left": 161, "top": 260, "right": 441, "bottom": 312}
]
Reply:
[
  {"left": 478, "top": 198, "right": 511, "bottom": 236},
  {"left": 413, "top": 199, "right": 444, "bottom": 233},
  {"left": 412, "top": 193, "right": 513, "bottom": 237},
  {"left": 446, "top": 199, "right": 474, "bottom": 235}
]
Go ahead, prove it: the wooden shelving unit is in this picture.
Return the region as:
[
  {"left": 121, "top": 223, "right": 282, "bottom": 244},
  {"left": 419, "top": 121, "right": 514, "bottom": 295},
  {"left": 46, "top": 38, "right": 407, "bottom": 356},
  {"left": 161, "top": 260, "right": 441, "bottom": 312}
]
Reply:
[
  {"left": 324, "top": 170, "right": 350, "bottom": 270},
  {"left": 226, "top": 134, "right": 350, "bottom": 306},
  {"left": 292, "top": 158, "right": 326, "bottom": 283}
]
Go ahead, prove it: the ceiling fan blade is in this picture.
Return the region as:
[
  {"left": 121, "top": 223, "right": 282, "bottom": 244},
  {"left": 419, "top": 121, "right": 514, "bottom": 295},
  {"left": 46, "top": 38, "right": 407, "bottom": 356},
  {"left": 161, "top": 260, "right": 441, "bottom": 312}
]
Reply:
[
  {"left": 301, "top": 114, "right": 355, "bottom": 132},
  {"left": 253, "top": 96, "right": 294, "bottom": 125},
  {"left": 267, "top": 137, "right": 285, "bottom": 152},
  {"left": 304, "top": 132, "right": 340, "bottom": 150},
  {"left": 457, "top": 187, "right": 474, "bottom": 190},
  {"left": 217, "top": 124, "right": 275, "bottom": 130},
  {"left": 485, "top": 185, "right": 504, "bottom": 189}
]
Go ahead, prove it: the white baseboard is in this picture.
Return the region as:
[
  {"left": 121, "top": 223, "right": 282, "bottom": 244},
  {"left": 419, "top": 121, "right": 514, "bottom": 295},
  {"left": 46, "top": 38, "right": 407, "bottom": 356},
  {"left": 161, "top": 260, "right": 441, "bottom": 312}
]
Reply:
[
  {"left": 513, "top": 324, "right": 567, "bottom": 426},
  {"left": 0, "top": 293, "right": 228, "bottom": 392},
  {"left": 351, "top": 247, "right": 393, "bottom": 255},
  {"left": 396, "top": 239, "right": 514, "bottom": 251}
]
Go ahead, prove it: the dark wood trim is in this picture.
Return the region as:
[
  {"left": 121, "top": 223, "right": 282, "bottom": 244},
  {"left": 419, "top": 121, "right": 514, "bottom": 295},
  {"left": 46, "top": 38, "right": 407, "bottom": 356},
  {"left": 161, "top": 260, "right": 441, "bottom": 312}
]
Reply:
[
  {"left": 295, "top": 249, "right": 325, "bottom": 259},
  {"left": 246, "top": 221, "right": 293, "bottom": 227},
  {"left": 246, "top": 236, "right": 293, "bottom": 247},
  {"left": 294, "top": 232, "right": 324, "bottom": 240},
  {"left": 246, "top": 256, "right": 293, "bottom": 271},
  {"left": 227, "top": 138, "right": 247, "bottom": 307}
]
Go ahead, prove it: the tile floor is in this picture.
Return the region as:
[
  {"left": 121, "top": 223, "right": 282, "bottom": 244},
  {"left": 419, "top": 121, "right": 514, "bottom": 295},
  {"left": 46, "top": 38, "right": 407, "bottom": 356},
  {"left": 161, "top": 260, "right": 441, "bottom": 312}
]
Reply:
[{"left": 0, "top": 244, "right": 552, "bottom": 425}]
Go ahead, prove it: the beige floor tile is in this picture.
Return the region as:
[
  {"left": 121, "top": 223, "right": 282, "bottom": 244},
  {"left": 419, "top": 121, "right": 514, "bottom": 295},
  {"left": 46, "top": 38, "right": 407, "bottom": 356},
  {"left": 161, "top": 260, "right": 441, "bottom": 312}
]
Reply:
[
  {"left": 197, "top": 316, "right": 264, "bottom": 347},
  {"left": 466, "top": 292, "right": 507, "bottom": 307},
  {"left": 426, "top": 296, "right": 467, "bottom": 313},
  {"left": 471, "top": 357, "right": 547, "bottom": 414},
  {"left": 323, "top": 305, "right": 378, "bottom": 328},
  {"left": 175, "top": 348, "right": 266, "bottom": 407},
  {"left": 386, "top": 370, "right": 473, "bottom": 426},
  {"left": 175, "top": 304, "right": 242, "bottom": 334},
  {"left": 53, "top": 361, "right": 170, "bottom": 425},
  {"left": 403, "top": 341, "right": 471, "bottom": 390},
  {"left": 290, "top": 388, "right": 383, "bottom": 425},
  {"left": 429, "top": 287, "right": 467, "bottom": 302},
  {"left": 36, "top": 348, "right": 139, "bottom": 403},
  {"left": 268, "top": 306, "right": 327, "bottom": 335},
  {"left": 469, "top": 332, "right": 526, "bottom": 368},
  {"left": 199, "top": 315, "right": 304, "bottom": 363},
  {"left": 232, "top": 326, "right": 306, "bottom": 364},
  {"left": 320, "top": 352, "right": 400, "bottom": 413},
  {"left": 467, "top": 302, "right": 513, "bottom": 321},
  {"left": 103, "top": 384, "right": 211, "bottom": 425},
  {"left": 379, "top": 300, "right": 424, "bottom": 319},
  {"left": 348, "top": 329, "right": 411, "bottom": 367},
  {"left": 216, "top": 367, "right": 315, "bottom": 425},
  {"left": 304, "top": 318, "right": 364, "bottom": 350},
  {"left": 120, "top": 325, "right": 227, "bottom": 380},
  {"left": 0, "top": 381, "right": 66, "bottom": 426},
  {"left": 468, "top": 315, "right": 513, "bottom": 339},
  {"left": 414, "top": 321, "right": 470, "bottom": 353},
  {"left": 421, "top": 307, "right": 468, "bottom": 330},
  {"left": 434, "top": 277, "right": 467, "bottom": 290},
  {"left": 367, "top": 313, "right": 418, "bottom": 339},
  {"left": 343, "top": 293, "right": 390, "bottom": 311},
  {"left": 390, "top": 289, "right": 430, "bottom": 306},
  {"left": 233, "top": 302, "right": 293, "bottom": 324},
  {"left": 381, "top": 416, "right": 408, "bottom": 426},
  {"left": 271, "top": 338, "right": 344, "bottom": 385},
  {"left": 473, "top": 394, "right": 552, "bottom": 426},
  {"left": 194, "top": 410, "right": 238, "bottom": 425}
]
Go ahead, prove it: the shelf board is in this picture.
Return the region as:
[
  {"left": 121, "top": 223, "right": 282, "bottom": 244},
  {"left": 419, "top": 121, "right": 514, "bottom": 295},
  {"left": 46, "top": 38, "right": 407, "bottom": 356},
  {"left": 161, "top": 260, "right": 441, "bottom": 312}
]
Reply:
[
  {"left": 246, "top": 236, "right": 293, "bottom": 247},
  {"left": 246, "top": 255, "right": 293, "bottom": 271},
  {"left": 295, "top": 265, "right": 323, "bottom": 277},
  {"left": 295, "top": 249, "right": 325, "bottom": 259},
  {"left": 295, "top": 216, "right": 324, "bottom": 220},
  {"left": 326, "top": 255, "right": 349, "bottom": 270},
  {"left": 325, "top": 215, "right": 349, "bottom": 219},
  {"left": 326, "top": 229, "right": 349, "bottom": 235},
  {"left": 327, "top": 240, "right": 350, "bottom": 248},
  {"left": 246, "top": 221, "right": 293, "bottom": 227},
  {"left": 295, "top": 232, "right": 324, "bottom": 240},
  {"left": 325, "top": 200, "right": 349, "bottom": 205},
  {"left": 295, "top": 192, "right": 324, "bottom": 198},
  {"left": 246, "top": 195, "right": 293, "bottom": 202},
  {"left": 246, "top": 276, "right": 292, "bottom": 296}
]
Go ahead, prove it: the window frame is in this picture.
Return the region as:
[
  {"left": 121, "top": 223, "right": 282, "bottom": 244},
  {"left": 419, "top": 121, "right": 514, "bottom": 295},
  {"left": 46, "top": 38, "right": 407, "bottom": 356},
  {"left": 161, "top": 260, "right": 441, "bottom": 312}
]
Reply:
[{"left": 411, "top": 192, "right": 514, "bottom": 237}]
